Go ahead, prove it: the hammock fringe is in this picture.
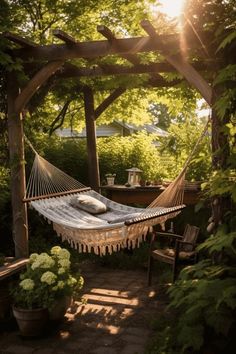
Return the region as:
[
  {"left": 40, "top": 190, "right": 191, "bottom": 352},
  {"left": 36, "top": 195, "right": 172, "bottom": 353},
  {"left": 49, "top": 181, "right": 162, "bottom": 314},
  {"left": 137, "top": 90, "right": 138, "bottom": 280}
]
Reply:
[{"left": 24, "top": 119, "right": 210, "bottom": 255}]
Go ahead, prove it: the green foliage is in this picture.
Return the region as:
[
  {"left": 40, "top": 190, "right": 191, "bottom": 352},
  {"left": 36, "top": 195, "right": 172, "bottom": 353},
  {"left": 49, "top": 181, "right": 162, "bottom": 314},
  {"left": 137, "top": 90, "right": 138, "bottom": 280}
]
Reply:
[
  {"left": 201, "top": 169, "right": 236, "bottom": 202},
  {"left": 0, "top": 166, "right": 13, "bottom": 253},
  {"left": 149, "top": 241, "right": 236, "bottom": 354},
  {"left": 166, "top": 260, "right": 236, "bottom": 353},
  {"left": 98, "top": 132, "right": 165, "bottom": 183},
  {"left": 216, "top": 31, "right": 236, "bottom": 52},
  {"left": 159, "top": 116, "right": 211, "bottom": 181},
  {"left": 197, "top": 227, "right": 236, "bottom": 257},
  {"left": 147, "top": 3, "right": 236, "bottom": 353}
]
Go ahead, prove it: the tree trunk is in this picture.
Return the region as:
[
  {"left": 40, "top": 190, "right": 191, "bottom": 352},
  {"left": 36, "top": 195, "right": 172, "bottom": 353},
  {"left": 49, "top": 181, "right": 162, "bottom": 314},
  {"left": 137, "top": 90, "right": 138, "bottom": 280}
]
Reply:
[
  {"left": 211, "top": 104, "right": 231, "bottom": 229},
  {"left": 7, "top": 72, "right": 28, "bottom": 258}
]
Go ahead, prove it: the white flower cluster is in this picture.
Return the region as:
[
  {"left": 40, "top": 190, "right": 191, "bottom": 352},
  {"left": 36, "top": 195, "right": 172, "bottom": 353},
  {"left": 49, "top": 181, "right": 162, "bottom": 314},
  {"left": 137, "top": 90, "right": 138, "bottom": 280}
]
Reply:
[
  {"left": 41, "top": 271, "right": 57, "bottom": 285},
  {"left": 30, "top": 253, "right": 55, "bottom": 270},
  {"left": 13, "top": 245, "right": 84, "bottom": 310},
  {"left": 20, "top": 278, "right": 35, "bottom": 291},
  {"left": 58, "top": 258, "right": 71, "bottom": 269},
  {"left": 51, "top": 246, "right": 70, "bottom": 260},
  {"left": 67, "top": 276, "right": 77, "bottom": 287}
]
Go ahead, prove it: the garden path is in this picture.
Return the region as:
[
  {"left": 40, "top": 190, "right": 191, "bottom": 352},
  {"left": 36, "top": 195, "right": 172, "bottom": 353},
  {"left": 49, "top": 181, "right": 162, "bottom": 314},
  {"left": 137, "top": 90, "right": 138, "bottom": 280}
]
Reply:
[{"left": 0, "top": 260, "right": 168, "bottom": 354}]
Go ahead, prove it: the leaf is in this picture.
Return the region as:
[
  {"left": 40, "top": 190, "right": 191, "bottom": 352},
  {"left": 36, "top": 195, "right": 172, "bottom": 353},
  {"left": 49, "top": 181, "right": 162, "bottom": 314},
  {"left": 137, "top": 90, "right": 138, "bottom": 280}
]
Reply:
[
  {"left": 217, "top": 284, "right": 236, "bottom": 309},
  {"left": 213, "top": 65, "right": 236, "bottom": 86},
  {"left": 178, "top": 324, "right": 204, "bottom": 351},
  {"left": 216, "top": 31, "right": 236, "bottom": 53}
]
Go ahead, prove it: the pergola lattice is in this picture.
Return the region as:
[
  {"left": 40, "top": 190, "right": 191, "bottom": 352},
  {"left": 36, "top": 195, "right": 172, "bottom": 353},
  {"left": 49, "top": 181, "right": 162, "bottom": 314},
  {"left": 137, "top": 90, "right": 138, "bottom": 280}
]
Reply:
[{"left": 3, "top": 20, "right": 231, "bottom": 257}]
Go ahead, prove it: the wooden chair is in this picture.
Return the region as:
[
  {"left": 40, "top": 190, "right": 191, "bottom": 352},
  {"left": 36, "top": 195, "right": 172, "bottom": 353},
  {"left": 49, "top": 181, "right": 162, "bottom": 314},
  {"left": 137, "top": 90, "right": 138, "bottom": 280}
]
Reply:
[{"left": 147, "top": 224, "right": 200, "bottom": 285}]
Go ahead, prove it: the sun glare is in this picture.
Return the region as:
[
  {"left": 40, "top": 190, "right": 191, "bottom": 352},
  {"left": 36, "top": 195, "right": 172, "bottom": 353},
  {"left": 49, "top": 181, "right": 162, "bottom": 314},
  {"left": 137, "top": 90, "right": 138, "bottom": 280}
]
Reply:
[{"left": 159, "top": 0, "right": 185, "bottom": 19}]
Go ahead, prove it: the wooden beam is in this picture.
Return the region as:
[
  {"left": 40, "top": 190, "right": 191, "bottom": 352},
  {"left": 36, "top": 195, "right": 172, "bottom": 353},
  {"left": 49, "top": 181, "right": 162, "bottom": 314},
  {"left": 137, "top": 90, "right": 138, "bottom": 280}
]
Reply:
[
  {"left": 94, "top": 88, "right": 126, "bottom": 119},
  {"left": 97, "top": 25, "right": 165, "bottom": 82},
  {"left": 83, "top": 87, "right": 100, "bottom": 191},
  {"left": 15, "top": 60, "right": 64, "bottom": 113},
  {"left": 7, "top": 72, "right": 28, "bottom": 258},
  {"left": 52, "top": 29, "right": 77, "bottom": 45},
  {"left": 11, "top": 31, "right": 213, "bottom": 62},
  {"left": 2, "top": 32, "right": 38, "bottom": 47},
  {"left": 140, "top": 20, "right": 213, "bottom": 105},
  {"left": 60, "top": 61, "right": 202, "bottom": 77},
  {"left": 98, "top": 24, "right": 146, "bottom": 63},
  {"left": 97, "top": 25, "right": 114, "bottom": 41}
]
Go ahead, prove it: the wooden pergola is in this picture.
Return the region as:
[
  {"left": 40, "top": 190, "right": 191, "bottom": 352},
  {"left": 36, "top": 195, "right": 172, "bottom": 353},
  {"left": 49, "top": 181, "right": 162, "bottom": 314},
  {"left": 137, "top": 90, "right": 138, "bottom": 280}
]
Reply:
[{"left": 3, "top": 20, "right": 230, "bottom": 258}]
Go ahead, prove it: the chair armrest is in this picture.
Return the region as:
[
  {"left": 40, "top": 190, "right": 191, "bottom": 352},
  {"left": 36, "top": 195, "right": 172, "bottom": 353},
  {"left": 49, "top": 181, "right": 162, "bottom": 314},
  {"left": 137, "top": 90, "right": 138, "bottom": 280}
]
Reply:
[{"left": 157, "top": 232, "right": 183, "bottom": 240}]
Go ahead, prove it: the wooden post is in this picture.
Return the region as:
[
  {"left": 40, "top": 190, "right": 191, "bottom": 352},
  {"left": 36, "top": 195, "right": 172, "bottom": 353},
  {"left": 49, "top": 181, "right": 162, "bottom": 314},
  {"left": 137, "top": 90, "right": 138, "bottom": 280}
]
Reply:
[
  {"left": 7, "top": 72, "right": 28, "bottom": 258},
  {"left": 83, "top": 87, "right": 100, "bottom": 191}
]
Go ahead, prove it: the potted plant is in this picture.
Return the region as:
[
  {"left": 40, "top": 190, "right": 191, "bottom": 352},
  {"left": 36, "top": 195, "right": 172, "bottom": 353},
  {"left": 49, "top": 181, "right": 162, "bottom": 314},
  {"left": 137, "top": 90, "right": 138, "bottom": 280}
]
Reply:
[
  {"left": 105, "top": 173, "right": 116, "bottom": 186},
  {"left": 11, "top": 246, "right": 84, "bottom": 336}
]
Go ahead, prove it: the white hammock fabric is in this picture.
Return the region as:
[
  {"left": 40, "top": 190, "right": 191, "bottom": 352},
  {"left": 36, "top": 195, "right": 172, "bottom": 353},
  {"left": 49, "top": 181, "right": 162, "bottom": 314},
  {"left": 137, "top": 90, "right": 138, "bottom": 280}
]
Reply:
[
  {"left": 30, "top": 189, "right": 184, "bottom": 255},
  {"left": 25, "top": 152, "right": 185, "bottom": 255},
  {"left": 24, "top": 118, "right": 209, "bottom": 255}
]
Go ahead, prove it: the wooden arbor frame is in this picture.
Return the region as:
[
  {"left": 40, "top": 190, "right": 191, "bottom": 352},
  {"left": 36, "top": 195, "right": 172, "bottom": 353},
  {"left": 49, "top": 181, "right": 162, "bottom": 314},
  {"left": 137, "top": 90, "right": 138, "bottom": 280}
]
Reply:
[{"left": 3, "top": 20, "right": 224, "bottom": 258}]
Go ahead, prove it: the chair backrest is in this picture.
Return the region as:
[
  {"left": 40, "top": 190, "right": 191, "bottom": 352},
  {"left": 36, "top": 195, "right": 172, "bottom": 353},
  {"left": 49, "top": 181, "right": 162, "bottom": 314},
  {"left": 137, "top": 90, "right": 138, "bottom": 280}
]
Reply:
[{"left": 182, "top": 224, "right": 200, "bottom": 251}]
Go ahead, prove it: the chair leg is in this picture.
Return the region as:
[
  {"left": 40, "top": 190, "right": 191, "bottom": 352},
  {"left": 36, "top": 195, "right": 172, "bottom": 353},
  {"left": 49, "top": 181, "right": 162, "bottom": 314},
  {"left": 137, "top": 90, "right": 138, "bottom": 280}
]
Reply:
[
  {"left": 147, "top": 255, "right": 153, "bottom": 286},
  {"left": 172, "top": 259, "right": 178, "bottom": 283}
]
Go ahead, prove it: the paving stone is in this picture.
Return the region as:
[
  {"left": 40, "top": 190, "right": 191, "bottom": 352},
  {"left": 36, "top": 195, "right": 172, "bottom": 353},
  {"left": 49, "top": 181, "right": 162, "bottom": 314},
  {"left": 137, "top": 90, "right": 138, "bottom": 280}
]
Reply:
[
  {"left": 99, "top": 335, "right": 116, "bottom": 346},
  {"left": 120, "top": 344, "right": 146, "bottom": 354},
  {"left": 0, "top": 344, "right": 35, "bottom": 354},
  {"left": 126, "top": 327, "right": 150, "bottom": 337},
  {"left": 120, "top": 334, "right": 147, "bottom": 345},
  {"left": 0, "top": 265, "right": 168, "bottom": 354},
  {"left": 33, "top": 349, "right": 55, "bottom": 354},
  {"left": 90, "top": 346, "right": 118, "bottom": 354}
]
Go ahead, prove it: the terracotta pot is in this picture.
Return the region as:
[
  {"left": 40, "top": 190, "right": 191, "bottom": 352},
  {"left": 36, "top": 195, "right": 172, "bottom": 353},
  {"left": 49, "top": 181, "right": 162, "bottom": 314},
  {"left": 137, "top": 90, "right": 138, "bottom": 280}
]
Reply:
[
  {"left": 12, "top": 306, "right": 49, "bottom": 337},
  {"left": 49, "top": 296, "right": 72, "bottom": 321}
]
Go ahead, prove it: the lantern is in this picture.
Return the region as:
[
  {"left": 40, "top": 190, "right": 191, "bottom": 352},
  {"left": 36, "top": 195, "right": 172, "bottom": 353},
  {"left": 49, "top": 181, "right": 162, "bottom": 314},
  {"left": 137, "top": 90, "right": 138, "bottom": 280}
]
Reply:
[{"left": 126, "top": 167, "right": 142, "bottom": 186}]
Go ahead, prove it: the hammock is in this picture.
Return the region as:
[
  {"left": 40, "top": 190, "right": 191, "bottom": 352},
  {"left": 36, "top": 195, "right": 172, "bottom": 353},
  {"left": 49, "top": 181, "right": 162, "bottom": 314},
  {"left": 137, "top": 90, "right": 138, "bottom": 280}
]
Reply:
[{"left": 24, "top": 121, "right": 209, "bottom": 255}]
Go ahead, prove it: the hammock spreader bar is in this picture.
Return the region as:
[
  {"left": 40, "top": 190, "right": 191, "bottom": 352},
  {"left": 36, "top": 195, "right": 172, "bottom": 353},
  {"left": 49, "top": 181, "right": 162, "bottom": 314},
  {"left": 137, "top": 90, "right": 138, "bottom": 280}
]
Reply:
[
  {"left": 23, "top": 187, "right": 91, "bottom": 203},
  {"left": 24, "top": 117, "right": 210, "bottom": 255}
]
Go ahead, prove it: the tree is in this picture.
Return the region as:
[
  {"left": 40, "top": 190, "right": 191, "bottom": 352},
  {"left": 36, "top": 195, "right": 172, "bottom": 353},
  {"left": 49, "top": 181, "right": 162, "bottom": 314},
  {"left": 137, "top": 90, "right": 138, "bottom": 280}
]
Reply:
[{"left": 159, "top": 114, "right": 211, "bottom": 181}]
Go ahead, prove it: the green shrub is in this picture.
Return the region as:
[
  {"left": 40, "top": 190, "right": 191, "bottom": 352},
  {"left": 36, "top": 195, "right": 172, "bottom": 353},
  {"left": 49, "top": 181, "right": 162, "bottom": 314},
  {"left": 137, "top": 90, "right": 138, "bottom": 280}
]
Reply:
[{"left": 97, "top": 132, "right": 164, "bottom": 183}]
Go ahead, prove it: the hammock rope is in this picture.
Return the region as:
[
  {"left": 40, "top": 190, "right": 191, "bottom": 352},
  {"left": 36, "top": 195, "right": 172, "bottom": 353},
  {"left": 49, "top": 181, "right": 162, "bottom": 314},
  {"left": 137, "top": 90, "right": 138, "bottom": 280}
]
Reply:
[
  {"left": 24, "top": 118, "right": 210, "bottom": 255},
  {"left": 147, "top": 117, "right": 210, "bottom": 209},
  {"left": 26, "top": 153, "right": 86, "bottom": 199}
]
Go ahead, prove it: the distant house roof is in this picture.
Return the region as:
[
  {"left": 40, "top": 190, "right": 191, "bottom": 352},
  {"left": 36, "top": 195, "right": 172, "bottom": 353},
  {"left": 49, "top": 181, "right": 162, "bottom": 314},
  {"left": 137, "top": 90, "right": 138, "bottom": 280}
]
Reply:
[
  {"left": 118, "top": 121, "right": 168, "bottom": 137},
  {"left": 56, "top": 121, "right": 168, "bottom": 138}
]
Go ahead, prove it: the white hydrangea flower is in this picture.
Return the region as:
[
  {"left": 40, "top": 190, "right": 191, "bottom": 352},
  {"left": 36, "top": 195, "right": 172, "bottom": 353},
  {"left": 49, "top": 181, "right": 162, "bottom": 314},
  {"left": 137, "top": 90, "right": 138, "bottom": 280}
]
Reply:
[
  {"left": 31, "top": 253, "right": 55, "bottom": 270},
  {"left": 58, "top": 267, "right": 66, "bottom": 275},
  {"left": 58, "top": 248, "right": 70, "bottom": 260},
  {"left": 52, "top": 285, "right": 58, "bottom": 291},
  {"left": 57, "top": 280, "right": 65, "bottom": 289},
  {"left": 50, "top": 246, "right": 62, "bottom": 255},
  {"left": 29, "top": 253, "right": 38, "bottom": 263},
  {"left": 41, "top": 271, "right": 57, "bottom": 285},
  {"left": 58, "top": 258, "right": 71, "bottom": 269},
  {"left": 67, "top": 276, "right": 77, "bottom": 287},
  {"left": 20, "top": 278, "right": 35, "bottom": 291}
]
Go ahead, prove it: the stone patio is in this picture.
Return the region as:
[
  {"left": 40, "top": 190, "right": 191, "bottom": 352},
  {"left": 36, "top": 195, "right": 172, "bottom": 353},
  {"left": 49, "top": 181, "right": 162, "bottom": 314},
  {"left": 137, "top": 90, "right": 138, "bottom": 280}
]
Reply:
[{"left": 0, "top": 261, "right": 168, "bottom": 354}]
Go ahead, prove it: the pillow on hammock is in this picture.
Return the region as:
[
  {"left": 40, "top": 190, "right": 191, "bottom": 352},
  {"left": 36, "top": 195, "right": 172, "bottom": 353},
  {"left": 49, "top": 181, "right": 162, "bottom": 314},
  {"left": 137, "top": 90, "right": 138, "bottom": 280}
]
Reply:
[{"left": 70, "top": 195, "right": 107, "bottom": 214}]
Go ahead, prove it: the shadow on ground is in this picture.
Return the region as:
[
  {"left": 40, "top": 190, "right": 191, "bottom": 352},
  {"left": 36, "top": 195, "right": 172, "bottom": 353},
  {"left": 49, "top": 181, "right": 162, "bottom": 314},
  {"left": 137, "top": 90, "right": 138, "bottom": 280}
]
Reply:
[{"left": 0, "top": 260, "right": 171, "bottom": 354}]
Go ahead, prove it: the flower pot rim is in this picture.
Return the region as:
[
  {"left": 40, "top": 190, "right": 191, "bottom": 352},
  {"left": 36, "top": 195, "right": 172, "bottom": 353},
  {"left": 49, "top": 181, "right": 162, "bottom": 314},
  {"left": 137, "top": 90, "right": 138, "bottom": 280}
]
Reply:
[{"left": 12, "top": 305, "right": 48, "bottom": 312}]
